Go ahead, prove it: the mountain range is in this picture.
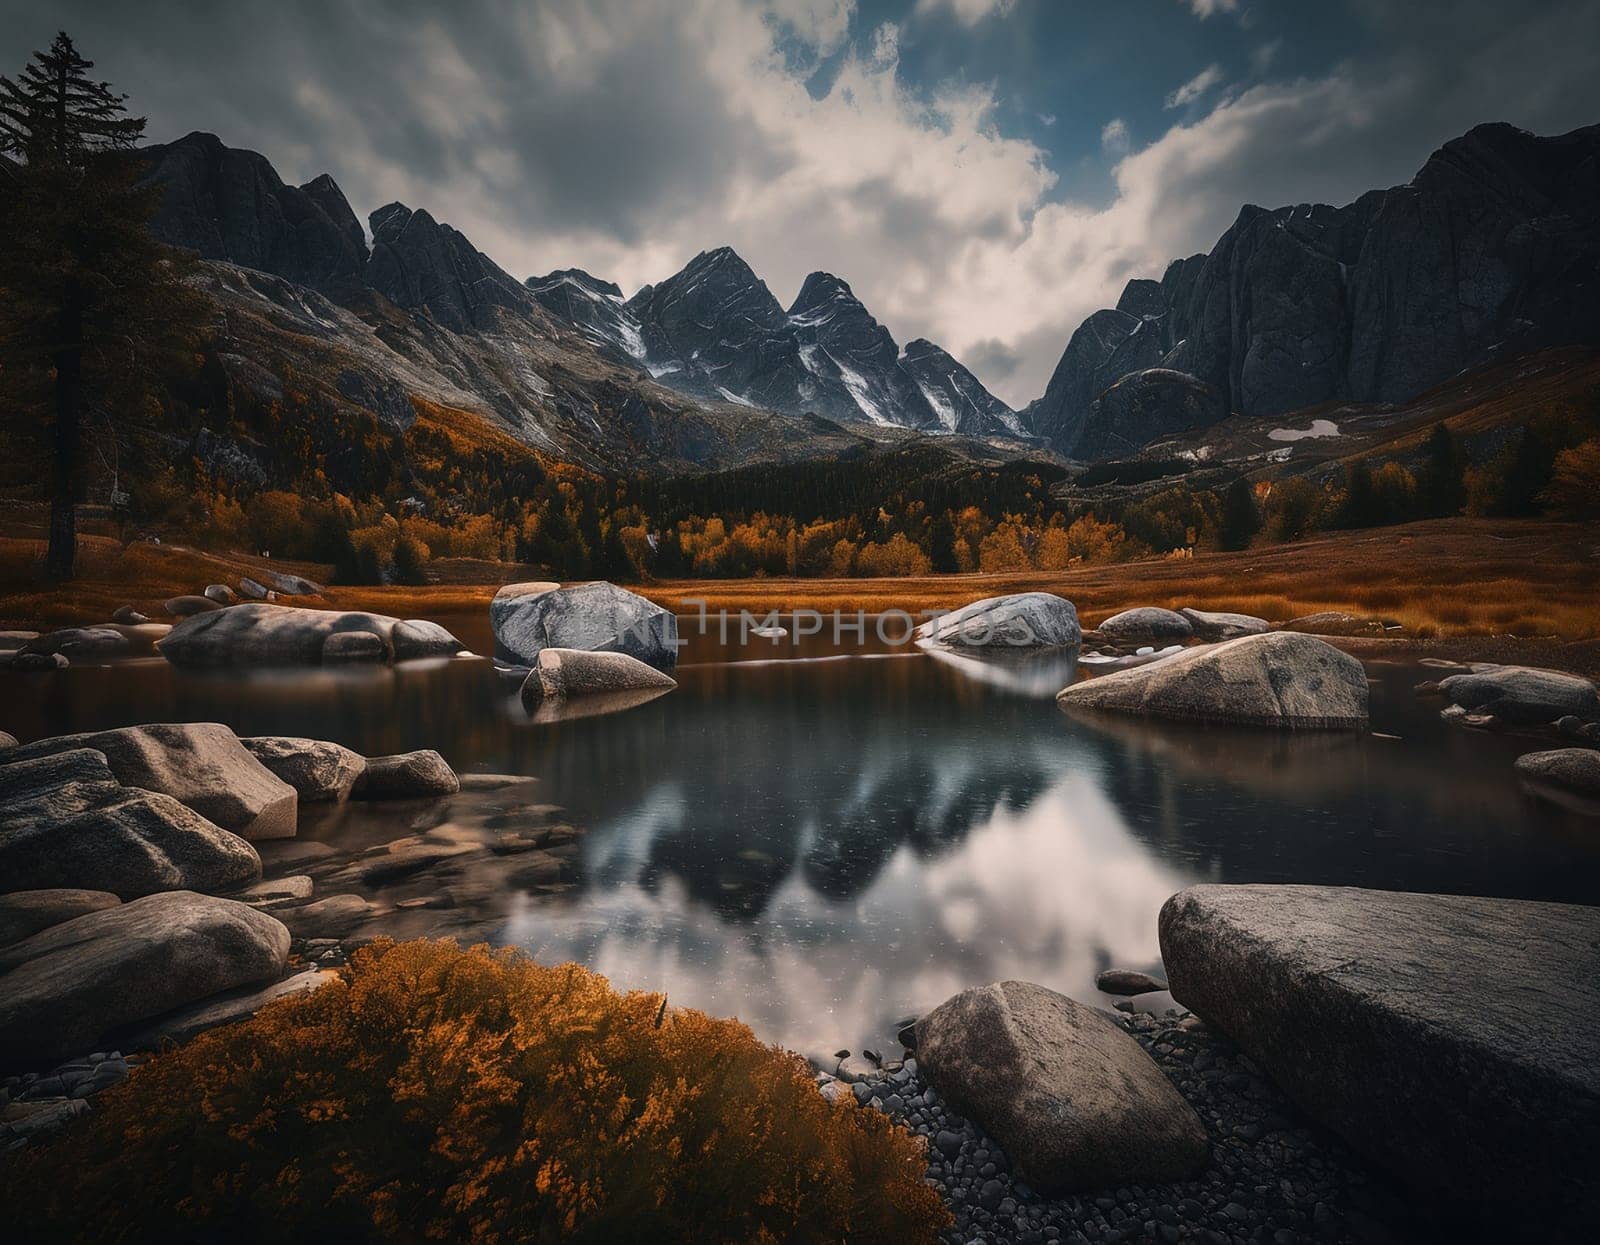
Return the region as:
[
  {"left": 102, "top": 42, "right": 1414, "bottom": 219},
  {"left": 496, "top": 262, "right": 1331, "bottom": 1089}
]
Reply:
[{"left": 135, "top": 120, "right": 1600, "bottom": 476}]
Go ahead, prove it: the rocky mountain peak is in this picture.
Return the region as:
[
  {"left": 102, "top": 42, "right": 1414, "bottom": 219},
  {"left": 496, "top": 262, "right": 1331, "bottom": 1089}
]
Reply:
[{"left": 364, "top": 201, "right": 533, "bottom": 332}]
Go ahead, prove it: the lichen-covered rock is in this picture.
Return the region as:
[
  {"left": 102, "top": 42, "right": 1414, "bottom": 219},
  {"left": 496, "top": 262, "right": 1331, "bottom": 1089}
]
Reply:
[
  {"left": 1514, "top": 748, "right": 1600, "bottom": 810},
  {"left": 916, "top": 980, "right": 1208, "bottom": 1192},
  {"left": 521, "top": 648, "right": 677, "bottom": 704},
  {"left": 490, "top": 581, "right": 678, "bottom": 670},
  {"left": 1438, "top": 665, "right": 1599, "bottom": 725},
  {"left": 0, "top": 891, "right": 290, "bottom": 1063},
  {"left": 916, "top": 593, "right": 1081, "bottom": 649},
  {"left": 352, "top": 750, "right": 460, "bottom": 799},
  {"left": 1160, "top": 884, "right": 1600, "bottom": 1234},
  {"left": 1058, "top": 632, "right": 1368, "bottom": 729},
  {"left": 240, "top": 737, "right": 366, "bottom": 803},
  {"left": 8, "top": 724, "right": 297, "bottom": 841}
]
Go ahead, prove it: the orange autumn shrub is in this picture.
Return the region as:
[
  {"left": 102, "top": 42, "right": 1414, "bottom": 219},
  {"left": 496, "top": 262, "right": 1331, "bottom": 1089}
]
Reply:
[{"left": 5, "top": 940, "right": 949, "bottom": 1244}]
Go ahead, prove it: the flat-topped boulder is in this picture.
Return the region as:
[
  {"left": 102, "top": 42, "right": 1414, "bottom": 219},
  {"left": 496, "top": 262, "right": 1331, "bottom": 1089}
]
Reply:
[
  {"left": 157, "top": 603, "right": 465, "bottom": 668},
  {"left": 916, "top": 593, "right": 1081, "bottom": 649},
  {"left": 1178, "top": 607, "right": 1270, "bottom": 641},
  {"left": 1058, "top": 632, "right": 1368, "bottom": 729},
  {"left": 1514, "top": 747, "right": 1600, "bottom": 811},
  {"left": 0, "top": 889, "right": 121, "bottom": 947},
  {"left": 1437, "top": 665, "right": 1599, "bottom": 726},
  {"left": 8, "top": 723, "right": 297, "bottom": 841},
  {"left": 491, "top": 581, "right": 679, "bottom": 670},
  {"left": 521, "top": 648, "right": 677, "bottom": 705},
  {"left": 1160, "top": 885, "right": 1600, "bottom": 1234},
  {"left": 0, "top": 891, "right": 290, "bottom": 1063},
  {"left": 1279, "top": 610, "right": 1391, "bottom": 637},
  {"left": 1095, "top": 607, "right": 1193, "bottom": 643},
  {"left": 916, "top": 980, "right": 1208, "bottom": 1192},
  {"left": 241, "top": 737, "right": 366, "bottom": 803}
]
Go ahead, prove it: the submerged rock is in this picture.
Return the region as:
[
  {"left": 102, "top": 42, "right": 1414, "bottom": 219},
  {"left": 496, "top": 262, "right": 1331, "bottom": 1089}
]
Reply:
[
  {"left": 916, "top": 593, "right": 1081, "bottom": 649},
  {"left": 0, "top": 891, "right": 290, "bottom": 1063},
  {"left": 1095, "top": 607, "right": 1193, "bottom": 643},
  {"left": 1058, "top": 632, "right": 1368, "bottom": 729},
  {"left": 1437, "top": 665, "right": 1599, "bottom": 726},
  {"left": 352, "top": 750, "right": 460, "bottom": 799},
  {"left": 915, "top": 980, "right": 1208, "bottom": 1192},
  {"left": 1160, "top": 884, "right": 1600, "bottom": 1236},
  {"left": 241, "top": 736, "right": 366, "bottom": 803},
  {"left": 521, "top": 648, "right": 678, "bottom": 704},
  {"left": 8, "top": 723, "right": 298, "bottom": 841},
  {"left": 490, "top": 581, "right": 679, "bottom": 670}
]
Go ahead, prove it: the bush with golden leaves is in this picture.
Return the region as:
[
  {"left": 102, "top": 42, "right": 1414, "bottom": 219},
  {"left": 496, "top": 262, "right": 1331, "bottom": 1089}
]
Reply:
[{"left": 4, "top": 940, "right": 949, "bottom": 1244}]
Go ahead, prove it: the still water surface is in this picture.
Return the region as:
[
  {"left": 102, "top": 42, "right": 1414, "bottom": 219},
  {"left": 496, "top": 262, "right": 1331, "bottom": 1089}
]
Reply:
[{"left": 6, "top": 613, "right": 1598, "bottom": 1059}]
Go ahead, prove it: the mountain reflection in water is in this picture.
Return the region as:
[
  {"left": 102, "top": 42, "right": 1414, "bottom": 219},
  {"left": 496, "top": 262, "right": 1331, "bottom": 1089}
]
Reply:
[{"left": 4, "top": 618, "right": 1597, "bottom": 1058}]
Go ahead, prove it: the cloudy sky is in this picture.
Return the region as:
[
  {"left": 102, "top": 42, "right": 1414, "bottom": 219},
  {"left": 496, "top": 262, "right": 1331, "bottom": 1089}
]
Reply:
[{"left": 4, "top": 0, "right": 1599, "bottom": 405}]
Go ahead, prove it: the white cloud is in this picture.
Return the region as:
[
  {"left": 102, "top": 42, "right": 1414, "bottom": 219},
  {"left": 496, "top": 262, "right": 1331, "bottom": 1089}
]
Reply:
[
  {"left": 1100, "top": 117, "right": 1131, "bottom": 153},
  {"left": 764, "top": 0, "right": 855, "bottom": 55},
  {"left": 1181, "top": 0, "right": 1238, "bottom": 17},
  {"left": 1251, "top": 38, "right": 1282, "bottom": 74},
  {"left": 914, "top": 0, "right": 1018, "bottom": 25},
  {"left": 1165, "top": 63, "right": 1226, "bottom": 109}
]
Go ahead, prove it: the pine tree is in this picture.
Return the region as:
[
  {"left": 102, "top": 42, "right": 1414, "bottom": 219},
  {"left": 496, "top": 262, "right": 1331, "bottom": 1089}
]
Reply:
[
  {"left": 1418, "top": 423, "right": 1465, "bottom": 518},
  {"left": 0, "top": 32, "right": 203, "bottom": 578},
  {"left": 1218, "top": 478, "right": 1261, "bottom": 550}
]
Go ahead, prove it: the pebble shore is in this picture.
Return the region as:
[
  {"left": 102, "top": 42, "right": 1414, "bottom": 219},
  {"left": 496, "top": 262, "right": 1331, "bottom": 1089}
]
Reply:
[{"left": 826, "top": 1010, "right": 1436, "bottom": 1245}]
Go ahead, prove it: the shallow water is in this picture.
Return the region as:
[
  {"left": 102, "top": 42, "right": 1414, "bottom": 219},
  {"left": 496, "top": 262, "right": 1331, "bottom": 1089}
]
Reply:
[{"left": 6, "top": 614, "right": 1598, "bottom": 1061}]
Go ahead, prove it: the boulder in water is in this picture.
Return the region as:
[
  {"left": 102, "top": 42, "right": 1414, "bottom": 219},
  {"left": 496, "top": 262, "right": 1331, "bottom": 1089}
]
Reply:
[
  {"left": 1095, "top": 607, "right": 1194, "bottom": 642},
  {"left": 521, "top": 648, "right": 677, "bottom": 705},
  {"left": 1058, "top": 632, "right": 1368, "bottom": 729},
  {"left": 352, "top": 750, "right": 460, "bottom": 799},
  {"left": 1437, "top": 665, "right": 1599, "bottom": 725},
  {"left": 240, "top": 737, "right": 366, "bottom": 803},
  {"left": 1178, "top": 607, "right": 1271, "bottom": 640},
  {"left": 1514, "top": 747, "right": 1600, "bottom": 811},
  {"left": 158, "top": 603, "right": 462, "bottom": 669},
  {"left": 490, "top": 581, "right": 679, "bottom": 670},
  {"left": 916, "top": 593, "right": 1080, "bottom": 649}
]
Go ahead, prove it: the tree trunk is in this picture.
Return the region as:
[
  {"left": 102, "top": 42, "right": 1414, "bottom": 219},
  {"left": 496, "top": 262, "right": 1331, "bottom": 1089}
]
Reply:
[{"left": 46, "top": 290, "right": 84, "bottom": 580}]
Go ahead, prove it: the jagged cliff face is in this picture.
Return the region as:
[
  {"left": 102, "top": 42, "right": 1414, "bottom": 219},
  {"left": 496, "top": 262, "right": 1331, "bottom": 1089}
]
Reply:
[{"left": 1027, "top": 122, "right": 1600, "bottom": 460}]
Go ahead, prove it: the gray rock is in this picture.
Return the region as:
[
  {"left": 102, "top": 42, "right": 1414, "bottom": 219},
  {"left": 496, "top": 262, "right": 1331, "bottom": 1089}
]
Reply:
[
  {"left": 8, "top": 724, "right": 298, "bottom": 841},
  {"left": 352, "top": 750, "right": 460, "bottom": 799},
  {"left": 1279, "top": 611, "right": 1389, "bottom": 637},
  {"left": 0, "top": 630, "right": 40, "bottom": 651},
  {"left": 1160, "top": 884, "right": 1600, "bottom": 1235},
  {"left": 204, "top": 583, "right": 237, "bottom": 604},
  {"left": 158, "top": 603, "right": 462, "bottom": 668},
  {"left": 110, "top": 606, "right": 150, "bottom": 625},
  {"left": 20, "top": 627, "right": 133, "bottom": 660},
  {"left": 491, "top": 581, "right": 679, "bottom": 670},
  {"left": 0, "top": 747, "right": 119, "bottom": 805},
  {"left": 1058, "top": 632, "right": 1369, "bottom": 729},
  {"left": 275, "top": 893, "right": 372, "bottom": 938},
  {"left": 1096, "top": 968, "right": 1169, "bottom": 997},
  {"left": 263, "top": 571, "right": 323, "bottom": 596},
  {"left": 223, "top": 874, "right": 314, "bottom": 905},
  {"left": 1096, "top": 608, "right": 1194, "bottom": 643},
  {"left": 121, "top": 966, "right": 333, "bottom": 1049},
  {"left": 0, "top": 891, "right": 290, "bottom": 1063},
  {"left": 1437, "top": 666, "right": 1599, "bottom": 726},
  {"left": 916, "top": 980, "right": 1209, "bottom": 1192},
  {"left": 165, "top": 594, "right": 222, "bottom": 617},
  {"left": 391, "top": 618, "right": 466, "bottom": 660},
  {"left": 916, "top": 593, "right": 1081, "bottom": 649},
  {"left": 1178, "top": 608, "right": 1271, "bottom": 641},
  {"left": 8, "top": 651, "right": 68, "bottom": 671},
  {"left": 0, "top": 788, "right": 262, "bottom": 899},
  {"left": 238, "top": 576, "right": 270, "bottom": 600},
  {"left": 0, "top": 889, "right": 121, "bottom": 947},
  {"left": 1514, "top": 748, "right": 1600, "bottom": 810},
  {"left": 521, "top": 648, "right": 678, "bottom": 704},
  {"left": 322, "top": 630, "right": 387, "bottom": 663},
  {"left": 0, "top": 730, "right": 17, "bottom": 749},
  {"left": 240, "top": 736, "right": 366, "bottom": 803}
]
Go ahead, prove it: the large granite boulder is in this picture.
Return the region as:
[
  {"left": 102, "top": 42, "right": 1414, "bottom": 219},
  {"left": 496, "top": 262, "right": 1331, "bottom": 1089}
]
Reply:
[
  {"left": 1058, "top": 632, "right": 1368, "bottom": 729},
  {"left": 490, "top": 581, "right": 679, "bottom": 670},
  {"left": 1160, "top": 885, "right": 1600, "bottom": 1235},
  {"left": 0, "top": 889, "right": 121, "bottom": 947},
  {"left": 8, "top": 724, "right": 297, "bottom": 841},
  {"left": 0, "top": 891, "right": 290, "bottom": 1063},
  {"left": 521, "top": 648, "right": 678, "bottom": 705},
  {"left": 1095, "top": 607, "right": 1194, "bottom": 643},
  {"left": 1, "top": 786, "right": 262, "bottom": 899},
  {"left": 1178, "top": 608, "right": 1270, "bottom": 641},
  {"left": 1514, "top": 748, "right": 1600, "bottom": 810},
  {"left": 241, "top": 737, "right": 366, "bottom": 803},
  {"left": 1437, "top": 665, "right": 1599, "bottom": 726},
  {"left": 391, "top": 618, "right": 466, "bottom": 660},
  {"left": 916, "top": 980, "right": 1209, "bottom": 1192},
  {"left": 158, "top": 603, "right": 463, "bottom": 668},
  {"left": 917, "top": 593, "right": 1081, "bottom": 649}
]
